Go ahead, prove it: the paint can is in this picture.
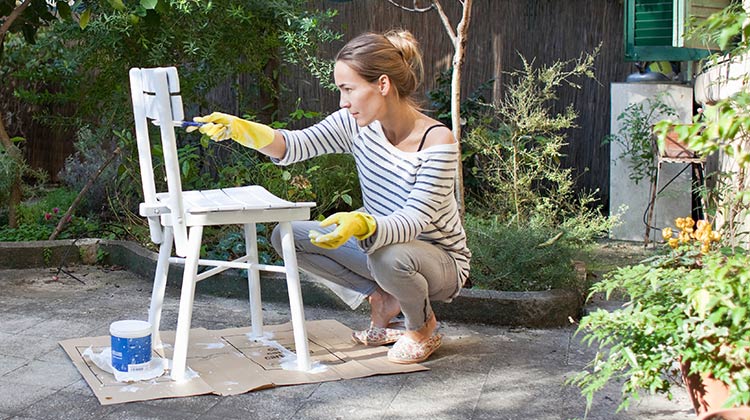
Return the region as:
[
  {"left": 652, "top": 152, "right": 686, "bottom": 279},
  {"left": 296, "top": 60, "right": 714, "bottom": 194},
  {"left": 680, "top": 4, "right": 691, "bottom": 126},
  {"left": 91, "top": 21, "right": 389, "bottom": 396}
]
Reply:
[{"left": 110, "top": 320, "right": 152, "bottom": 372}]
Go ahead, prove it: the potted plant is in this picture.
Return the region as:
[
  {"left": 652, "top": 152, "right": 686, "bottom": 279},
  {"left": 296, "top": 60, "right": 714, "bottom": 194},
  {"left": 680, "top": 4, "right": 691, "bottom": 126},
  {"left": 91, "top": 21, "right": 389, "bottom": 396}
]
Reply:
[
  {"left": 569, "top": 217, "right": 750, "bottom": 416},
  {"left": 657, "top": 122, "right": 702, "bottom": 159}
]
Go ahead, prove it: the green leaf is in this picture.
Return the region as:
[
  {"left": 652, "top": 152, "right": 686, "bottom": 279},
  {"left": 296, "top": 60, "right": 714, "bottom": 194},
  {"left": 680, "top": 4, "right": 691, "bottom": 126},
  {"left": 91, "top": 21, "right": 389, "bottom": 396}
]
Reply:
[
  {"left": 692, "top": 289, "right": 711, "bottom": 318},
  {"left": 78, "top": 9, "right": 91, "bottom": 29},
  {"left": 106, "top": 0, "right": 125, "bottom": 11},
  {"left": 57, "top": 2, "right": 72, "bottom": 20},
  {"left": 732, "top": 307, "right": 747, "bottom": 327},
  {"left": 140, "top": 0, "right": 157, "bottom": 10},
  {"left": 623, "top": 347, "right": 639, "bottom": 368},
  {"left": 718, "top": 23, "right": 741, "bottom": 50}
]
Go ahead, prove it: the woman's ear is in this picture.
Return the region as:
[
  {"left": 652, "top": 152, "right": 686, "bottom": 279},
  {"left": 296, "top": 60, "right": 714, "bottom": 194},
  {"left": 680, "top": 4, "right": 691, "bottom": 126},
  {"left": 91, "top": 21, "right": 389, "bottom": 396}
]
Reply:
[{"left": 378, "top": 74, "right": 391, "bottom": 96}]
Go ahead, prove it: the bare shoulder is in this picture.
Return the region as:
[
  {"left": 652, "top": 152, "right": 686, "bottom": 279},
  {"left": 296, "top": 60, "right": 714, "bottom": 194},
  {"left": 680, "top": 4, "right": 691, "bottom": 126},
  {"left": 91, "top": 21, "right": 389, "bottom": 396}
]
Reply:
[{"left": 421, "top": 122, "right": 455, "bottom": 149}]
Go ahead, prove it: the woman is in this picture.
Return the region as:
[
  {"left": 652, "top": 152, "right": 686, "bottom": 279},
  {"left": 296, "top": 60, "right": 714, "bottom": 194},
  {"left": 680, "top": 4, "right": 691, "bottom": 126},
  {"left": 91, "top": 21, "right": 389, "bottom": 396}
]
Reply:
[{"left": 192, "top": 30, "right": 471, "bottom": 364}]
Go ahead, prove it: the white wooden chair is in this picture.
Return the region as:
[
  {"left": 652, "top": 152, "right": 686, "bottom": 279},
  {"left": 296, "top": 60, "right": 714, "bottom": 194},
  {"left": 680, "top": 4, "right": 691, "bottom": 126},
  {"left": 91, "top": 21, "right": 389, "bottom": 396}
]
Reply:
[{"left": 128, "top": 67, "right": 315, "bottom": 381}]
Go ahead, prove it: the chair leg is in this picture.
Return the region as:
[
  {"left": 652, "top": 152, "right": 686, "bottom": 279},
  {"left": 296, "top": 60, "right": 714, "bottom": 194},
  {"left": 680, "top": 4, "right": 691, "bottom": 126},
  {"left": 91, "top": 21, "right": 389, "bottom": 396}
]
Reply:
[
  {"left": 243, "top": 223, "right": 263, "bottom": 338},
  {"left": 170, "top": 225, "right": 203, "bottom": 382},
  {"left": 278, "top": 221, "right": 311, "bottom": 371},
  {"left": 148, "top": 226, "right": 174, "bottom": 350},
  {"left": 645, "top": 161, "right": 662, "bottom": 246}
]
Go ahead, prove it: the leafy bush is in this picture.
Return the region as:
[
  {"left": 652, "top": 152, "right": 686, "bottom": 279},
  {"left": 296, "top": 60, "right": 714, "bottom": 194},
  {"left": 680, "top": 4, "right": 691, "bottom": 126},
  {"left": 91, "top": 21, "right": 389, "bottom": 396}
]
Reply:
[
  {"left": 9, "top": 0, "right": 341, "bottom": 131},
  {"left": 464, "top": 49, "right": 614, "bottom": 234},
  {"left": 0, "top": 187, "right": 101, "bottom": 241},
  {"left": 0, "top": 139, "right": 48, "bottom": 221},
  {"left": 464, "top": 214, "right": 579, "bottom": 292},
  {"left": 58, "top": 126, "right": 120, "bottom": 215},
  {"left": 462, "top": 50, "right": 620, "bottom": 292},
  {"left": 202, "top": 224, "right": 276, "bottom": 270},
  {"left": 571, "top": 218, "right": 750, "bottom": 412},
  {"left": 0, "top": 143, "right": 22, "bottom": 205}
]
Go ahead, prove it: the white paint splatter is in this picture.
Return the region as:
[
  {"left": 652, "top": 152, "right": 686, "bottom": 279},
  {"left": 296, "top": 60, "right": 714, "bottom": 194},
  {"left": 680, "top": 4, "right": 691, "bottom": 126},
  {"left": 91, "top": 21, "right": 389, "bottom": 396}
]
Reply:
[{"left": 197, "top": 342, "right": 225, "bottom": 350}]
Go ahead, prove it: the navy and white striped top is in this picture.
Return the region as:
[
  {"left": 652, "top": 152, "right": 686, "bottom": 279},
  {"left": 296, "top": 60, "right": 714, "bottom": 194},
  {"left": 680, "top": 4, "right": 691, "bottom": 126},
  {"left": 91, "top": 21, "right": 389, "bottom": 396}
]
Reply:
[{"left": 276, "top": 108, "right": 471, "bottom": 296}]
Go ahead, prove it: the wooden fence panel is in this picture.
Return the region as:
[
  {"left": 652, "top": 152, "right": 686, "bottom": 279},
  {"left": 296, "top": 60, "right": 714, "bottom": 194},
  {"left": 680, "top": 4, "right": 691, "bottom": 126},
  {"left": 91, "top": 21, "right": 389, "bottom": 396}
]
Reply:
[{"left": 283, "top": 0, "right": 634, "bottom": 210}]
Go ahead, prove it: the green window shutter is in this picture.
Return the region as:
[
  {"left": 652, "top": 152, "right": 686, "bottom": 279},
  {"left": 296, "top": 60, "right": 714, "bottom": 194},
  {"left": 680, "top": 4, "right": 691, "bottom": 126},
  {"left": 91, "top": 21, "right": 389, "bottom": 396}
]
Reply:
[
  {"left": 624, "top": 0, "right": 730, "bottom": 61},
  {"left": 633, "top": 0, "right": 673, "bottom": 47}
]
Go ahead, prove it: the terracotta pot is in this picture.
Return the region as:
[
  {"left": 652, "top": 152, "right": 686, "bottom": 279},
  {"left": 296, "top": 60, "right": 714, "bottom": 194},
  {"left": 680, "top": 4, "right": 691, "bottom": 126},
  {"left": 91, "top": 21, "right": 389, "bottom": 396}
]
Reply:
[
  {"left": 697, "top": 407, "right": 750, "bottom": 420},
  {"left": 661, "top": 128, "right": 697, "bottom": 159},
  {"left": 682, "top": 360, "right": 731, "bottom": 415}
]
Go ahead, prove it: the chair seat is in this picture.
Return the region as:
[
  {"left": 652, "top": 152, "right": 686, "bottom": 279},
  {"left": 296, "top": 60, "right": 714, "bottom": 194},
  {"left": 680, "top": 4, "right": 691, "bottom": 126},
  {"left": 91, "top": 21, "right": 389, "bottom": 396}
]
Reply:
[
  {"left": 141, "top": 185, "right": 314, "bottom": 215},
  {"left": 165, "top": 185, "right": 313, "bottom": 213}
]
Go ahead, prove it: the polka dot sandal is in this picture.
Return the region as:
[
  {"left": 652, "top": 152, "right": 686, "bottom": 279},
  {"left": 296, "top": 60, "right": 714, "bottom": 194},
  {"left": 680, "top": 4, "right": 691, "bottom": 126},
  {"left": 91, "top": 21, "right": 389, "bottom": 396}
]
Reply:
[{"left": 387, "top": 333, "right": 443, "bottom": 364}]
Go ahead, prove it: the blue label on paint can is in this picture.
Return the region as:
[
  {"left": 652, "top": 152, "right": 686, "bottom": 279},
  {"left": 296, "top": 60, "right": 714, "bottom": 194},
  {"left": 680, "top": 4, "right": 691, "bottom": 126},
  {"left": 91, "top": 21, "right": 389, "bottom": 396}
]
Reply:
[{"left": 111, "top": 334, "right": 152, "bottom": 372}]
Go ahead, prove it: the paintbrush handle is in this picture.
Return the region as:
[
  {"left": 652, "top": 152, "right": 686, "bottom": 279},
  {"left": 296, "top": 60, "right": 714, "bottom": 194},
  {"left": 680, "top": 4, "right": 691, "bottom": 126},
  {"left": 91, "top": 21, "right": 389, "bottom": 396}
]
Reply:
[{"left": 180, "top": 121, "right": 205, "bottom": 128}]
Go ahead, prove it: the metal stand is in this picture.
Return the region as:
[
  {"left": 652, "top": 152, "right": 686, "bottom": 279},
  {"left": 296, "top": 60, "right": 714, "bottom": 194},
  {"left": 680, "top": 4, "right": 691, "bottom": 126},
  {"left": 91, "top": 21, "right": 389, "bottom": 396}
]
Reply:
[{"left": 644, "top": 132, "right": 707, "bottom": 246}]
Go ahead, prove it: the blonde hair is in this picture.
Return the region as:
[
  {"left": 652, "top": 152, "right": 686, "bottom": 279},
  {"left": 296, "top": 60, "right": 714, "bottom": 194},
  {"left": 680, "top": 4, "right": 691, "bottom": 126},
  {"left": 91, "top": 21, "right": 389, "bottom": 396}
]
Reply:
[{"left": 335, "top": 30, "right": 425, "bottom": 106}]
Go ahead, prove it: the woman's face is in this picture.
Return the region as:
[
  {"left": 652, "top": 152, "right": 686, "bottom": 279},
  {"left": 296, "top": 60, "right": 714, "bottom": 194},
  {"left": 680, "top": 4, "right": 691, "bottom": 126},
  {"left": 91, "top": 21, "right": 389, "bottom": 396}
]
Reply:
[{"left": 334, "top": 61, "right": 385, "bottom": 127}]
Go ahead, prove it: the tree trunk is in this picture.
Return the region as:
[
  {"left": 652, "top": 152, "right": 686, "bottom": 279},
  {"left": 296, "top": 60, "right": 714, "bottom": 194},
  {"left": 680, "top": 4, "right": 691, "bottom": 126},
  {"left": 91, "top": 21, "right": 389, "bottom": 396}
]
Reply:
[
  {"left": 451, "top": 0, "right": 472, "bottom": 218},
  {"left": 432, "top": 0, "right": 473, "bottom": 218}
]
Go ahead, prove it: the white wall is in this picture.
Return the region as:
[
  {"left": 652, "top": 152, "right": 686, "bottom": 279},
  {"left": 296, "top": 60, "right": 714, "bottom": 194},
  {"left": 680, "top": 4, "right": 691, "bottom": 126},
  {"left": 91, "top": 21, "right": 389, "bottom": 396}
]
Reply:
[
  {"left": 694, "top": 50, "right": 750, "bottom": 248},
  {"left": 609, "top": 83, "right": 695, "bottom": 242}
]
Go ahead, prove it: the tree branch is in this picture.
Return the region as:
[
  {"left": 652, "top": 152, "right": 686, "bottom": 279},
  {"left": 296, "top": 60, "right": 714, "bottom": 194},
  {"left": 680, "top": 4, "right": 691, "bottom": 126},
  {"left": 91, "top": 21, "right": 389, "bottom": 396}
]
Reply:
[
  {"left": 0, "top": 0, "right": 31, "bottom": 48},
  {"left": 432, "top": 0, "right": 457, "bottom": 46},
  {"left": 386, "top": 0, "right": 435, "bottom": 13}
]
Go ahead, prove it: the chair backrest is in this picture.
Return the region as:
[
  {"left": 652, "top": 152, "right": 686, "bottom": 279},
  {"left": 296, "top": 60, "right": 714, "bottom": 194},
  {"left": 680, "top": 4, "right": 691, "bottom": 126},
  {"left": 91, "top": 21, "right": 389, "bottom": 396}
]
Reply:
[{"left": 129, "top": 67, "right": 190, "bottom": 256}]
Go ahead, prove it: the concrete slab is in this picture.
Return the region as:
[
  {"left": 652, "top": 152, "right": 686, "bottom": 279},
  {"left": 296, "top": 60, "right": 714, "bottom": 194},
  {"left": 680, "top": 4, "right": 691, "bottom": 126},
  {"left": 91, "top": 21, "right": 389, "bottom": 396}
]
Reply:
[
  {"left": 0, "top": 240, "right": 584, "bottom": 327},
  {"left": 0, "top": 265, "right": 694, "bottom": 419}
]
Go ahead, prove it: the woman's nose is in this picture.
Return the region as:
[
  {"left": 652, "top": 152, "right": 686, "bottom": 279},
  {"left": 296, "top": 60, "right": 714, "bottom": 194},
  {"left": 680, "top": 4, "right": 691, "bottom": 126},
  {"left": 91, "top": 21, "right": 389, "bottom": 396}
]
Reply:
[{"left": 339, "top": 95, "right": 350, "bottom": 109}]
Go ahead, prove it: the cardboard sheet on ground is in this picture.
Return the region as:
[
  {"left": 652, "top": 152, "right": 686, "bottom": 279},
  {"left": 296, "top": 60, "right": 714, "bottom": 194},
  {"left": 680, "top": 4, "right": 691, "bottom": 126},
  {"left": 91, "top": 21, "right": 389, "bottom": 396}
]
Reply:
[{"left": 59, "top": 319, "right": 426, "bottom": 405}]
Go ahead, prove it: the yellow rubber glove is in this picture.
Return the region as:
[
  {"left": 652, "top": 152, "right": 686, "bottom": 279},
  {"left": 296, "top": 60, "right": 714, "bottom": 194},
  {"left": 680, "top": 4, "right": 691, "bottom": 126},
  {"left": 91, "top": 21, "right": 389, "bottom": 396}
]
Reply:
[
  {"left": 189, "top": 112, "right": 275, "bottom": 150},
  {"left": 308, "top": 211, "right": 377, "bottom": 250}
]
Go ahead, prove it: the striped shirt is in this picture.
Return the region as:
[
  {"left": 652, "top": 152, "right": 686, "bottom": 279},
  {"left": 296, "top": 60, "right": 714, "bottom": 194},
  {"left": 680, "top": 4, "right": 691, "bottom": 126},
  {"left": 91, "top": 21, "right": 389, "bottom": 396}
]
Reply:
[{"left": 276, "top": 108, "right": 471, "bottom": 295}]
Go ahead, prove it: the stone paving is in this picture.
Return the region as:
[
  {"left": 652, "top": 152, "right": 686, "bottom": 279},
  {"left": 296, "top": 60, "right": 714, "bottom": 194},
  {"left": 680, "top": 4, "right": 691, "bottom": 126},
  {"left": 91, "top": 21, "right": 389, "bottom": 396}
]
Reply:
[{"left": 0, "top": 265, "right": 695, "bottom": 420}]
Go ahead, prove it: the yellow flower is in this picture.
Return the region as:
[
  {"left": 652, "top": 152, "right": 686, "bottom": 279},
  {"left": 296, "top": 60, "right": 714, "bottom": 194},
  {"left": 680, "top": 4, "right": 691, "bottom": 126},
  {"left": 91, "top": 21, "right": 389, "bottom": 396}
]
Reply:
[
  {"left": 701, "top": 242, "right": 710, "bottom": 254},
  {"left": 668, "top": 238, "right": 679, "bottom": 249},
  {"left": 662, "top": 227, "right": 673, "bottom": 241},
  {"left": 679, "top": 231, "right": 691, "bottom": 243},
  {"left": 711, "top": 231, "right": 721, "bottom": 242}
]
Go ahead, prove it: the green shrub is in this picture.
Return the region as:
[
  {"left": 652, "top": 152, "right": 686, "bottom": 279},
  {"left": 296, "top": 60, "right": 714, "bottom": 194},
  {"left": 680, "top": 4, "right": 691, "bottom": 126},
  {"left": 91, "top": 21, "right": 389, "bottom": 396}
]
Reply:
[
  {"left": 464, "top": 50, "right": 601, "bottom": 229},
  {"left": 0, "top": 187, "right": 102, "bottom": 241},
  {"left": 571, "top": 219, "right": 750, "bottom": 412},
  {"left": 0, "top": 143, "right": 21, "bottom": 206},
  {"left": 464, "top": 214, "right": 579, "bottom": 292},
  {"left": 462, "top": 50, "right": 623, "bottom": 292},
  {"left": 58, "top": 126, "right": 120, "bottom": 215}
]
